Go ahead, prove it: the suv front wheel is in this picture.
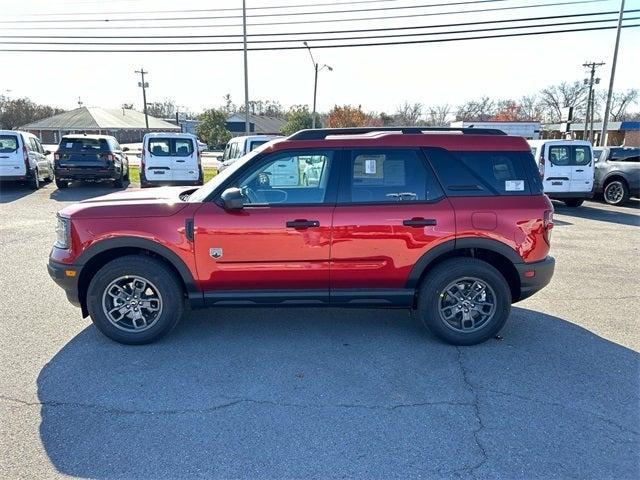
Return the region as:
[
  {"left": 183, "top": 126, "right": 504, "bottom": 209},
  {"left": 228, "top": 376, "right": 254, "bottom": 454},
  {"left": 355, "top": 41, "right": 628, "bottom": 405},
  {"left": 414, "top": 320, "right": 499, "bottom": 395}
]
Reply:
[
  {"left": 417, "top": 258, "right": 511, "bottom": 346},
  {"left": 86, "top": 255, "right": 184, "bottom": 344}
]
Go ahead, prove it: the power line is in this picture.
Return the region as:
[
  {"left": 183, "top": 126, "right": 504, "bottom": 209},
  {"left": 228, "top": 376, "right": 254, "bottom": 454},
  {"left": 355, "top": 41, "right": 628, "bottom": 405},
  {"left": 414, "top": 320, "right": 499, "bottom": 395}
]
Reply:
[
  {"left": 5, "top": 0, "right": 400, "bottom": 17},
  {"left": 0, "top": 0, "right": 608, "bottom": 30},
  {"left": 0, "top": 23, "right": 637, "bottom": 52},
  {"left": 1, "top": 15, "right": 635, "bottom": 45},
  {"left": 0, "top": 1, "right": 508, "bottom": 23},
  {"left": 0, "top": 9, "right": 631, "bottom": 39}
]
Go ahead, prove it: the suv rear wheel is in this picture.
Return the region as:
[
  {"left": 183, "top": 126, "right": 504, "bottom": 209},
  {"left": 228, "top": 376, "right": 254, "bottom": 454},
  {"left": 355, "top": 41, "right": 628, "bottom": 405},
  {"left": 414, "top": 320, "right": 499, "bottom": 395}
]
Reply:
[
  {"left": 603, "top": 179, "right": 629, "bottom": 206},
  {"left": 55, "top": 178, "right": 69, "bottom": 189},
  {"left": 416, "top": 258, "right": 511, "bottom": 345},
  {"left": 86, "top": 255, "right": 184, "bottom": 344}
]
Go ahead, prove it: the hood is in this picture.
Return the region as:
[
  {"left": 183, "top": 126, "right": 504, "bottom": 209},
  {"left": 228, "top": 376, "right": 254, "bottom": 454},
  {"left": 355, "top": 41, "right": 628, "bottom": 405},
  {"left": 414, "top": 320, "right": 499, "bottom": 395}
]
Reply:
[{"left": 59, "top": 186, "right": 194, "bottom": 219}]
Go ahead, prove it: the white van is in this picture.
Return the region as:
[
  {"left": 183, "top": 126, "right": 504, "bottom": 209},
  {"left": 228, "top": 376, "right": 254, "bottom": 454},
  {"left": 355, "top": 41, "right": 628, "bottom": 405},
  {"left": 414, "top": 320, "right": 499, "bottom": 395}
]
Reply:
[
  {"left": 527, "top": 139, "right": 594, "bottom": 207},
  {"left": 140, "top": 133, "right": 202, "bottom": 188},
  {"left": 219, "top": 135, "right": 281, "bottom": 171},
  {"left": 0, "top": 130, "right": 54, "bottom": 189}
]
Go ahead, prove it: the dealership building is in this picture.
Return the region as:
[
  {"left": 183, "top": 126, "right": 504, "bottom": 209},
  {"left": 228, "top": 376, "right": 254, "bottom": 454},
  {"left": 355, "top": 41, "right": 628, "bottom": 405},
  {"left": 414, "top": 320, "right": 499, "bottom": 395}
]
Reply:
[{"left": 21, "top": 106, "right": 180, "bottom": 144}]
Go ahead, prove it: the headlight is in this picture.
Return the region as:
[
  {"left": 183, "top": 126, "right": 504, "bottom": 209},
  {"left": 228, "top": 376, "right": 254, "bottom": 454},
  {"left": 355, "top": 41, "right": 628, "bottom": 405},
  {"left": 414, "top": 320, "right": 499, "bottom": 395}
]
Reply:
[{"left": 55, "top": 215, "right": 71, "bottom": 249}]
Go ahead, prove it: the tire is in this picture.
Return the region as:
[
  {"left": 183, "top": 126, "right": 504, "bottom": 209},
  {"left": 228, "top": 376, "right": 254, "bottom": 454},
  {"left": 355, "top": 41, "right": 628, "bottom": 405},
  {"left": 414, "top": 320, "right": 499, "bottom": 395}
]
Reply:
[
  {"left": 86, "top": 255, "right": 185, "bottom": 345},
  {"left": 603, "top": 179, "right": 629, "bottom": 206},
  {"left": 113, "top": 171, "right": 124, "bottom": 188},
  {"left": 563, "top": 199, "right": 584, "bottom": 207},
  {"left": 123, "top": 165, "right": 130, "bottom": 182},
  {"left": 416, "top": 258, "right": 511, "bottom": 346},
  {"left": 28, "top": 169, "right": 40, "bottom": 190},
  {"left": 55, "top": 178, "right": 69, "bottom": 189},
  {"left": 46, "top": 167, "right": 55, "bottom": 182}
]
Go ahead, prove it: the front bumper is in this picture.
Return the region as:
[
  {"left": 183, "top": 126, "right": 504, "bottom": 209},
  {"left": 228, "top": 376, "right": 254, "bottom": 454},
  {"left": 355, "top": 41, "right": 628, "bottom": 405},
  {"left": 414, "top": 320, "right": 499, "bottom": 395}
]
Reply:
[
  {"left": 515, "top": 256, "right": 555, "bottom": 301},
  {"left": 47, "top": 259, "right": 82, "bottom": 308}
]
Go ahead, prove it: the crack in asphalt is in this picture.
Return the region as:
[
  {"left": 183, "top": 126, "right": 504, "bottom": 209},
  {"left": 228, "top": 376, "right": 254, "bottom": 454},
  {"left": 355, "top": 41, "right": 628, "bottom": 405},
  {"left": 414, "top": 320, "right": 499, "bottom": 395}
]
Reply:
[
  {"left": 0, "top": 393, "right": 473, "bottom": 416},
  {"left": 440, "top": 347, "right": 489, "bottom": 478}
]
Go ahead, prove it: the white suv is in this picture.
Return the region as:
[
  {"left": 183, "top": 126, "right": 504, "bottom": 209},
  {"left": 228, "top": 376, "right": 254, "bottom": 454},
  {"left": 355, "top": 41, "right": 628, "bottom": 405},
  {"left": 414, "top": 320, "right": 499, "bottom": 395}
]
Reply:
[
  {"left": 140, "top": 133, "right": 203, "bottom": 188},
  {"left": 219, "top": 135, "right": 281, "bottom": 171},
  {"left": 0, "top": 130, "right": 54, "bottom": 189}
]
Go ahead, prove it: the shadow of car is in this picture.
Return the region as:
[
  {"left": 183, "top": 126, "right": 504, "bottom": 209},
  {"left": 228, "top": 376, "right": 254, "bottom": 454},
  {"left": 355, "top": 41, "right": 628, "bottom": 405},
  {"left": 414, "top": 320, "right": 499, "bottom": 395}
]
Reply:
[{"left": 36, "top": 306, "right": 639, "bottom": 479}]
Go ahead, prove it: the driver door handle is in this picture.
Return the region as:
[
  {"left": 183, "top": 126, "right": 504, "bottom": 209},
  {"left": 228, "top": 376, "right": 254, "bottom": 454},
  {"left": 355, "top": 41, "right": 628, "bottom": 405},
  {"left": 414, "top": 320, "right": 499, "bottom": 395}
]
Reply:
[
  {"left": 286, "top": 219, "right": 320, "bottom": 229},
  {"left": 403, "top": 217, "right": 437, "bottom": 227}
]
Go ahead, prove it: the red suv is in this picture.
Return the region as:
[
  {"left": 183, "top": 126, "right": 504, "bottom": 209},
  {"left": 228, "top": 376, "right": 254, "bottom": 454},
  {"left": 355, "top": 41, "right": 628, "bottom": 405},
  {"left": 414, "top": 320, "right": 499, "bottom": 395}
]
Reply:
[{"left": 48, "top": 128, "right": 555, "bottom": 345}]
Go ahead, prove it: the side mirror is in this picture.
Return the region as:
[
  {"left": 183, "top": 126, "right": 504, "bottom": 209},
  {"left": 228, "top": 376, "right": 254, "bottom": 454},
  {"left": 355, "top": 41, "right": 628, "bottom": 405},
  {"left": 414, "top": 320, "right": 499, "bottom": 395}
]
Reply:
[
  {"left": 220, "top": 187, "right": 244, "bottom": 210},
  {"left": 122, "top": 147, "right": 130, "bottom": 152},
  {"left": 44, "top": 150, "right": 52, "bottom": 155}
]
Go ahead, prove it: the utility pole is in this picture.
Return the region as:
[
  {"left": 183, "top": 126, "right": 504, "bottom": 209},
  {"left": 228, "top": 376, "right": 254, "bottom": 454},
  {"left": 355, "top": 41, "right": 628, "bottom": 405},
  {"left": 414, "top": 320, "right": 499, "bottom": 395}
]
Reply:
[
  {"left": 77, "top": 96, "right": 83, "bottom": 108},
  {"left": 600, "top": 0, "right": 625, "bottom": 146},
  {"left": 135, "top": 68, "right": 150, "bottom": 130},
  {"left": 242, "top": 0, "right": 250, "bottom": 135},
  {"left": 304, "top": 41, "right": 333, "bottom": 129},
  {"left": 582, "top": 62, "right": 604, "bottom": 143}
]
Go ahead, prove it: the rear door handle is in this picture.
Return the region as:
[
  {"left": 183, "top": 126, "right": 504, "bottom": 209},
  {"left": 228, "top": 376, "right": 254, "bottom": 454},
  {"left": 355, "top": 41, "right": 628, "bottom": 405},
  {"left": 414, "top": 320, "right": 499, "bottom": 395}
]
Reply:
[
  {"left": 576, "top": 169, "right": 584, "bottom": 172},
  {"left": 403, "top": 218, "right": 437, "bottom": 227},
  {"left": 286, "top": 219, "right": 320, "bottom": 229}
]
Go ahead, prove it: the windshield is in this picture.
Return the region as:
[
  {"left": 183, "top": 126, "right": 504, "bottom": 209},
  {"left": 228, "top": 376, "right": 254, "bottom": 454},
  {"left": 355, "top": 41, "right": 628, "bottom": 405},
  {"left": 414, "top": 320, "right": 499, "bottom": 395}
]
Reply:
[{"left": 189, "top": 146, "right": 266, "bottom": 202}]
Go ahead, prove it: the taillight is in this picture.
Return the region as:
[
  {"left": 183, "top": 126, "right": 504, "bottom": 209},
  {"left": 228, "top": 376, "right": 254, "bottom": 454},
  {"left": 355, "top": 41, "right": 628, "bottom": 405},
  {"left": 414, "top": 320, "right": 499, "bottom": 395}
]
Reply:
[
  {"left": 140, "top": 150, "right": 146, "bottom": 170},
  {"left": 54, "top": 152, "right": 60, "bottom": 162},
  {"left": 101, "top": 153, "right": 115, "bottom": 162},
  {"left": 543, "top": 209, "right": 554, "bottom": 243},
  {"left": 23, "top": 145, "right": 29, "bottom": 170}
]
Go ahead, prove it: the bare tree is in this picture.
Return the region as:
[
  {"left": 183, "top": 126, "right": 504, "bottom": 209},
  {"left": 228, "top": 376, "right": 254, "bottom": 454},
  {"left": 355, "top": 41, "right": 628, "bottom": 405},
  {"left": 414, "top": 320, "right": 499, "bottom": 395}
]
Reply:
[
  {"left": 605, "top": 89, "right": 639, "bottom": 121},
  {"left": 425, "top": 104, "right": 452, "bottom": 126},
  {"left": 518, "top": 95, "right": 544, "bottom": 121},
  {"left": 538, "top": 81, "right": 588, "bottom": 122},
  {"left": 394, "top": 101, "right": 423, "bottom": 125},
  {"left": 455, "top": 97, "right": 496, "bottom": 121}
]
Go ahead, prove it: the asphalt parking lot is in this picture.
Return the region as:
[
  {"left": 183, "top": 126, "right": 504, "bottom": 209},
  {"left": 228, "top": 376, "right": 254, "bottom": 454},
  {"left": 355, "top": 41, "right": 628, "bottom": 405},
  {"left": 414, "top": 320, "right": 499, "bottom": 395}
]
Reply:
[{"left": 0, "top": 181, "right": 638, "bottom": 479}]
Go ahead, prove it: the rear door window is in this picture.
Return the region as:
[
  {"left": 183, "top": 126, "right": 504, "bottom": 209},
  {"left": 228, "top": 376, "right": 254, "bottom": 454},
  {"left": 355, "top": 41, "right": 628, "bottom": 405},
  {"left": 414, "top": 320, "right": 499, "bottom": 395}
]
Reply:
[
  {"left": 149, "top": 139, "right": 171, "bottom": 156},
  {"left": 548, "top": 145, "right": 591, "bottom": 166},
  {"left": 175, "top": 138, "right": 194, "bottom": 156},
  {"left": 60, "top": 138, "right": 108, "bottom": 151},
  {"left": 342, "top": 149, "right": 443, "bottom": 203},
  {"left": 249, "top": 140, "right": 268, "bottom": 151},
  {"left": 425, "top": 148, "right": 542, "bottom": 196},
  {"left": 0, "top": 135, "right": 19, "bottom": 153}
]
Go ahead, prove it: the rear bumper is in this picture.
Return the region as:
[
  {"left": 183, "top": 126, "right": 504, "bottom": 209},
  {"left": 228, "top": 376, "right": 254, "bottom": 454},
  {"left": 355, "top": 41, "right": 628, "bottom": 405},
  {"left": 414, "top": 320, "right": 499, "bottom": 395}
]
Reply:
[
  {"left": 548, "top": 192, "right": 594, "bottom": 199},
  {"left": 55, "top": 166, "right": 119, "bottom": 181},
  {"left": 515, "top": 256, "right": 555, "bottom": 301},
  {"left": 47, "top": 258, "right": 82, "bottom": 308}
]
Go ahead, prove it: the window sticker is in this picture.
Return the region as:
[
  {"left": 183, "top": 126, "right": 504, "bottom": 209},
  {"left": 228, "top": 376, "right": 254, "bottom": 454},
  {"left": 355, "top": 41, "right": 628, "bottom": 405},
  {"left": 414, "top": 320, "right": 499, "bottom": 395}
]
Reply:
[
  {"left": 354, "top": 154, "right": 384, "bottom": 180},
  {"left": 505, "top": 180, "right": 525, "bottom": 191},
  {"left": 66, "top": 142, "right": 74, "bottom": 148},
  {"left": 365, "top": 159, "right": 377, "bottom": 174}
]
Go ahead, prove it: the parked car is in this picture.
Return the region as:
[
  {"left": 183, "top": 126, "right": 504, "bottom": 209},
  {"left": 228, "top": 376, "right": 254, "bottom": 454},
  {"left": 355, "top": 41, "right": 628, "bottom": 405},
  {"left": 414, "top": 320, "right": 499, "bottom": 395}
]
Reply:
[
  {"left": 54, "top": 134, "right": 129, "bottom": 189},
  {"left": 592, "top": 146, "right": 639, "bottom": 205},
  {"left": 0, "top": 130, "right": 54, "bottom": 189},
  {"left": 48, "top": 127, "right": 555, "bottom": 346},
  {"left": 528, "top": 139, "right": 594, "bottom": 207},
  {"left": 218, "top": 135, "right": 281, "bottom": 171},
  {"left": 140, "top": 133, "right": 203, "bottom": 188}
]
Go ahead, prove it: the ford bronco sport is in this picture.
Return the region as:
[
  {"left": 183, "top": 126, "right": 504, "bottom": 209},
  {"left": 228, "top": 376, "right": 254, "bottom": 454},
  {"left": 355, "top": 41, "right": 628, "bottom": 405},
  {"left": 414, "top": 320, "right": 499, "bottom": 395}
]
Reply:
[{"left": 48, "top": 127, "right": 555, "bottom": 346}]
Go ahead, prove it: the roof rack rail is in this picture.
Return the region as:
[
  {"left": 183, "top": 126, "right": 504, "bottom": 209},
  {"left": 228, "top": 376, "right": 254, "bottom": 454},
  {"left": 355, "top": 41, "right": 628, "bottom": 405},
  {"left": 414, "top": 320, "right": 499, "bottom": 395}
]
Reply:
[{"left": 288, "top": 126, "right": 507, "bottom": 140}]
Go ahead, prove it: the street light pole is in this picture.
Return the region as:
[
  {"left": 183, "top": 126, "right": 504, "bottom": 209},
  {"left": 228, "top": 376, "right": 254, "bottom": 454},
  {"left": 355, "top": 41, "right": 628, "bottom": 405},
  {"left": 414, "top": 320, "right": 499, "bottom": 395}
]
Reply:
[
  {"left": 600, "top": 0, "right": 625, "bottom": 146},
  {"left": 135, "top": 68, "right": 150, "bottom": 130},
  {"left": 304, "top": 41, "right": 332, "bottom": 129},
  {"left": 242, "top": 0, "right": 250, "bottom": 135}
]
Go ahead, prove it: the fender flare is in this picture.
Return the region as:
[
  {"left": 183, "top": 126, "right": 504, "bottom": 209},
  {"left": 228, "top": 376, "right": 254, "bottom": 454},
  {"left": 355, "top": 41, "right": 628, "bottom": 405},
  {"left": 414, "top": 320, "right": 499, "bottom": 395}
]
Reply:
[
  {"left": 405, "top": 237, "right": 523, "bottom": 289},
  {"left": 76, "top": 236, "right": 200, "bottom": 295}
]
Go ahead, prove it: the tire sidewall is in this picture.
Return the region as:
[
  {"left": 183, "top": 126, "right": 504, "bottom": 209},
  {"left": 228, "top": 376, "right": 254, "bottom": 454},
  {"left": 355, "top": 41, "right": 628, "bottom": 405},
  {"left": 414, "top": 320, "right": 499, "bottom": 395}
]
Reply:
[
  {"left": 417, "top": 258, "right": 511, "bottom": 346},
  {"left": 87, "top": 256, "right": 184, "bottom": 344}
]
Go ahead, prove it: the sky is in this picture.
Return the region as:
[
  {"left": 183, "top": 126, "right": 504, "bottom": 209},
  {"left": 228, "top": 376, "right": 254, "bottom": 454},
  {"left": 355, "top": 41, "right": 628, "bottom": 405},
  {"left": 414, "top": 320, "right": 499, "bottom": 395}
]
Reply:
[{"left": 0, "top": 0, "right": 638, "bottom": 115}]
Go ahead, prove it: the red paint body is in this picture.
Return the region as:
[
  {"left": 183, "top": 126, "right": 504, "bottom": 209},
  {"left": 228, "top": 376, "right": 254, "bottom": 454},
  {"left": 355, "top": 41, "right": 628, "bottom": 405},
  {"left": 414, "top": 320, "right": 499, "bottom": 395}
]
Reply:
[{"left": 52, "top": 133, "right": 553, "bottom": 299}]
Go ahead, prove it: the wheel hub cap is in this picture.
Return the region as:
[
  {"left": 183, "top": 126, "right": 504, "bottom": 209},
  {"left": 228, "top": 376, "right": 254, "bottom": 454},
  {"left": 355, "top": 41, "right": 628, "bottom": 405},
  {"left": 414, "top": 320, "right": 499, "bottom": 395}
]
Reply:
[
  {"left": 102, "top": 275, "right": 163, "bottom": 332},
  {"left": 438, "top": 277, "right": 497, "bottom": 333}
]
